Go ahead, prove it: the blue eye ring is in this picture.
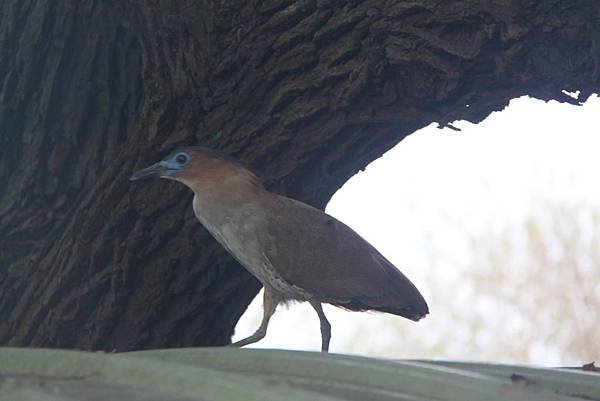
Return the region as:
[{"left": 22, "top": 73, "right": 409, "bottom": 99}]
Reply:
[{"left": 175, "top": 152, "right": 190, "bottom": 165}]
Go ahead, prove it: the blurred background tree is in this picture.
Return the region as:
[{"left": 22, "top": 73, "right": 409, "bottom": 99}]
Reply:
[{"left": 384, "top": 201, "right": 600, "bottom": 363}]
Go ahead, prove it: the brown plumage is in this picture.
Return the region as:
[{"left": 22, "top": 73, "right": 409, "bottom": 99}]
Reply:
[
  {"left": 259, "top": 196, "right": 427, "bottom": 320},
  {"left": 131, "top": 146, "right": 428, "bottom": 352}
]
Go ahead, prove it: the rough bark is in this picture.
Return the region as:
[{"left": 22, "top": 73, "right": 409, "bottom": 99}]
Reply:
[{"left": 0, "top": 0, "right": 598, "bottom": 351}]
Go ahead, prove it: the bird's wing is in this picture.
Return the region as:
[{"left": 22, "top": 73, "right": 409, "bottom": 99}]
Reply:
[{"left": 259, "top": 195, "right": 428, "bottom": 320}]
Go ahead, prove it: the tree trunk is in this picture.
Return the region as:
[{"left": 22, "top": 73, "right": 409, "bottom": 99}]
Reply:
[{"left": 1, "top": 0, "right": 598, "bottom": 351}]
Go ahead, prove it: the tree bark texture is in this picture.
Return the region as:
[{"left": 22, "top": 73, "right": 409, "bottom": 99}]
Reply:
[{"left": 1, "top": 0, "right": 599, "bottom": 351}]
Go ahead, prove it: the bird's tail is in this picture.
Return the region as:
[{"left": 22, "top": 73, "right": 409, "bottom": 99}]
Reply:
[
  {"left": 371, "top": 303, "right": 428, "bottom": 321},
  {"left": 336, "top": 299, "right": 428, "bottom": 321}
]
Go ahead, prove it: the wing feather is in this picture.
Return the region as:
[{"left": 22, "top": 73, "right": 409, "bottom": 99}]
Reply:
[{"left": 260, "top": 195, "right": 429, "bottom": 321}]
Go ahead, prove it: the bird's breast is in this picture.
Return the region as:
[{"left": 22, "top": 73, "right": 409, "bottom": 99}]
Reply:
[
  {"left": 192, "top": 196, "right": 264, "bottom": 270},
  {"left": 192, "top": 195, "right": 308, "bottom": 299}
]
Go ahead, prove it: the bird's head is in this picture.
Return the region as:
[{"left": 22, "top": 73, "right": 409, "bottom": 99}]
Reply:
[{"left": 130, "top": 147, "right": 262, "bottom": 191}]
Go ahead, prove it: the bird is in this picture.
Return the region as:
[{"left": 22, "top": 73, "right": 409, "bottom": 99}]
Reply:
[{"left": 130, "top": 146, "right": 429, "bottom": 352}]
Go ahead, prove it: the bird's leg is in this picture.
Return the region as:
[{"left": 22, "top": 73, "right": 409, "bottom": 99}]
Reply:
[
  {"left": 310, "top": 301, "right": 331, "bottom": 353},
  {"left": 231, "top": 288, "right": 279, "bottom": 348}
]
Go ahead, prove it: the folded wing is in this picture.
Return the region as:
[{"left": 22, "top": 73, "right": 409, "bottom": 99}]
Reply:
[{"left": 260, "top": 195, "right": 429, "bottom": 321}]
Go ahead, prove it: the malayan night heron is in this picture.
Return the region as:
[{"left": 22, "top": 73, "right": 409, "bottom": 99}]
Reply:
[{"left": 131, "top": 147, "right": 429, "bottom": 352}]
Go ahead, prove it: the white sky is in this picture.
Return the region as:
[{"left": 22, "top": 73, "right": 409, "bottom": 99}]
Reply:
[{"left": 233, "top": 95, "right": 600, "bottom": 365}]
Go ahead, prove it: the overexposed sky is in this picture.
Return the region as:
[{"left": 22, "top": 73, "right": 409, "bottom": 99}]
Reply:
[{"left": 234, "top": 95, "right": 600, "bottom": 365}]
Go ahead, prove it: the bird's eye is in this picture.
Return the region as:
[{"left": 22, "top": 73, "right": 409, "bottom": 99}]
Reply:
[{"left": 175, "top": 153, "right": 189, "bottom": 165}]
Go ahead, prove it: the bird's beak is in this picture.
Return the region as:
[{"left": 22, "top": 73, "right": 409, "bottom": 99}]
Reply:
[{"left": 130, "top": 161, "right": 175, "bottom": 181}]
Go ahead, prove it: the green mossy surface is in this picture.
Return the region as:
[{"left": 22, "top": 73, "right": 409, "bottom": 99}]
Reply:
[{"left": 1, "top": 347, "right": 598, "bottom": 401}]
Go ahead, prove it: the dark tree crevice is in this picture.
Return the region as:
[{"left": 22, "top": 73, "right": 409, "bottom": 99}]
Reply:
[{"left": 1, "top": 0, "right": 599, "bottom": 350}]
